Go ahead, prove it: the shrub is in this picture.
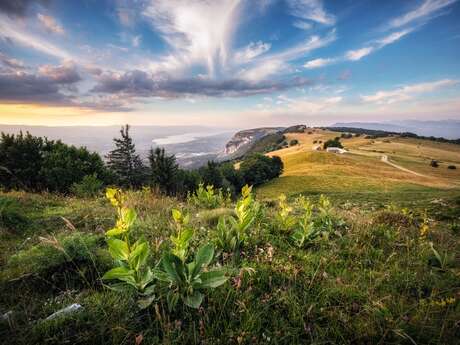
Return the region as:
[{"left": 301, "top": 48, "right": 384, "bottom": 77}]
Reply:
[
  {"left": 0, "top": 197, "right": 28, "bottom": 232},
  {"left": 323, "top": 138, "right": 343, "bottom": 149},
  {"left": 187, "top": 183, "right": 231, "bottom": 209},
  {"left": 447, "top": 165, "right": 456, "bottom": 170},
  {"left": 275, "top": 194, "right": 296, "bottom": 232},
  {"left": 430, "top": 160, "right": 439, "bottom": 167},
  {"left": 240, "top": 154, "right": 283, "bottom": 186},
  {"left": 213, "top": 185, "right": 260, "bottom": 255},
  {"left": 71, "top": 174, "right": 104, "bottom": 198},
  {"left": 289, "top": 139, "right": 299, "bottom": 146},
  {"left": 4, "top": 232, "right": 108, "bottom": 284}
]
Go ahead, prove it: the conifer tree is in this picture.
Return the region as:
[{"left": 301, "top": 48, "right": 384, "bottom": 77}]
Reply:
[
  {"left": 148, "top": 147, "right": 178, "bottom": 195},
  {"left": 106, "top": 125, "right": 146, "bottom": 188}
]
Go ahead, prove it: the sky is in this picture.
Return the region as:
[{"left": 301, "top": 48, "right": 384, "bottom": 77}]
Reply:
[{"left": 0, "top": 0, "right": 459, "bottom": 127}]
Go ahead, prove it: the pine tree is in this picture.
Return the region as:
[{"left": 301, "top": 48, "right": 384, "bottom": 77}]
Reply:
[
  {"left": 106, "top": 125, "right": 145, "bottom": 188},
  {"left": 148, "top": 147, "right": 178, "bottom": 195}
]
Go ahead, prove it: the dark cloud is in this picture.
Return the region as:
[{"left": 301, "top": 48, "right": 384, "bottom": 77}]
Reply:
[
  {"left": 0, "top": 52, "right": 25, "bottom": 70},
  {"left": 92, "top": 70, "right": 314, "bottom": 98},
  {"left": 0, "top": 0, "right": 50, "bottom": 17},
  {"left": 0, "top": 62, "right": 81, "bottom": 104},
  {"left": 38, "top": 63, "right": 81, "bottom": 84}
]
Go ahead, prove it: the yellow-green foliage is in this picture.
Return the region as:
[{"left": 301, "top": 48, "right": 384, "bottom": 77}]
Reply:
[{"left": 187, "top": 183, "right": 231, "bottom": 209}]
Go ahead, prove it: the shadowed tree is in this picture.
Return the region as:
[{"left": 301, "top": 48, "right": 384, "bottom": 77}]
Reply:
[
  {"left": 148, "top": 147, "right": 178, "bottom": 195},
  {"left": 106, "top": 125, "right": 146, "bottom": 188}
]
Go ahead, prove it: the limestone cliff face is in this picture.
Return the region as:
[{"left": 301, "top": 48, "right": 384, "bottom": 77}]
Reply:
[{"left": 219, "top": 127, "right": 284, "bottom": 159}]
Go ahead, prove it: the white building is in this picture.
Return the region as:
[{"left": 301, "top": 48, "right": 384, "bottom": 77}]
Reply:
[{"left": 326, "top": 147, "right": 347, "bottom": 154}]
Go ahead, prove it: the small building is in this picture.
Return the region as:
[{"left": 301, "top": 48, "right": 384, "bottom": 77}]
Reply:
[{"left": 326, "top": 147, "right": 347, "bottom": 154}]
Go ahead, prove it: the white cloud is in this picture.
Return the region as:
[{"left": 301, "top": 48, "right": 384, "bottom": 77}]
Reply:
[
  {"left": 293, "top": 20, "right": 312, "bottom": 30},
  {"left": 388, "top": 0, "right": 458, "bottom": 30},
  {"left": 0, "top": 15, "right": 70, "bottom": 59},
  {"left": 345, "top": 29, "right": 412, "bottom": 61},
  {"left": 37, "top": 13, "right": 65, "bottom": 35},
  {"left": 376, "top": 28, "right": 413, "bottom": 47},
  {"left": 345, "top": 47, "right": 374, "bottom": 61},
  {"left": 287, "top": 0, "right": 335, "bottom": 25},
  {"left": 234, "top": 41, "right": 271, "bottom": 63},
  {"left": 304, "top": 57, "right": 335, "bottom": 69},
  {"left": 143, "top": 0, "right": 242, "bottom": 77},
  {"left": 361, "top": 79, "right": 459, "bottom": 104},
  {"left": 238, "top": 59, "right": 286, "bottom": 81},
  {"left": 132, "top": 35, "right": 141, "bottom": 47}
]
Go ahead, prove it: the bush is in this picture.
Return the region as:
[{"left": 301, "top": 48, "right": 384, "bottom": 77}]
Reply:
[
  {"left": 240, "top": 154, "right": 283, "bottom": 186},
  {"left": 0, "top": 131, "right": 110, "bottom": 193},
  {"left": 4, "top": 232, "right": 109, "bottom": 284},
  {"left": 0, "top": 197, "right": 28, "bottom": 232},
  {"left": 289, "top": 139, "right": 299, "bottom": 146},
  {"left": 447, "top": 165, "right": 456, "bottom": 170},
  {"left": 71, "top": 174, "right": 104, "bottom": 198},
  {"left": 187, "top": 184, "right": 231, "bottom": 209},
  {"left": 430, "top": 160, "right": 439, "bottom": 168},
  {"left": 323, "top": 138, "right": 343, "bottom": 149}
]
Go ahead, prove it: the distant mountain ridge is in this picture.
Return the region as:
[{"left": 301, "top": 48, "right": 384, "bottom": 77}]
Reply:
[{"left": 331, "top": 120, "right": 460, "bottom": 139}]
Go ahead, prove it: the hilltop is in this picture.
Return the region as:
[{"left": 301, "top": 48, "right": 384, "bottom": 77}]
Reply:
[{"left": 256, "top": 128, "right": 460, "bottom": 205}]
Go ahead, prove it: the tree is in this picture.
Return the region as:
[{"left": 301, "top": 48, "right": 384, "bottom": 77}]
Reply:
[
  {"left": 106, "top": 125, "right": 146, "bottom": 188},
  {"left": 41, "top": 141, "right": 110, "bottom": 193},
  {"left": 199, "top": 161, "right": 224, "bottom": 188},
  {"left": 289, "top": 139, "right": 299, "bottom": 146},
  {"left": 239, "top": 154, "right": 283, "bottom": 186},
  {"left": 220, "top": 162, "right": 245, "bottom": 195},
  {"left": 148, "top": 147, "right": 178, "bottom": 195},
  {"left": 323, "top": 138, "right": 343, "bottom": 149},
  {"left": 0, "top": 131, "right": 110, "bottom": 193}
]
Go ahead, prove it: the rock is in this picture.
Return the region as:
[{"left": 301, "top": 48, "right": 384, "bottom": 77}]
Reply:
[{"left": 45, "top": 303, "right": 83, "bottom": 321}]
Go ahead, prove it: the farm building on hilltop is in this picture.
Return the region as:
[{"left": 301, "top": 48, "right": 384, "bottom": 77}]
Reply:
[{"left": 326, "top": 147, "right": 347, "bottom": 154}]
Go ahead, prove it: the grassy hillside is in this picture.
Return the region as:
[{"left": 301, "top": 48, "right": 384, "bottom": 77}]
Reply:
[
  {"left": 1, "top": 188, "right": 459, "bottom": 344},
  {"left": 1, "top": 128, "right": 459, "bottom": 345},
  {"left": 258, "top": 129, "right": 460, "bottom": 205}
]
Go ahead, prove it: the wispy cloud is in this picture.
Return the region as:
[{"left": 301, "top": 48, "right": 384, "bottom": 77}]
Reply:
[
  {"left": 0, "top": 15, "right": 70, "bottom": 59},
  {"left": 345, "top": 28, "right": 413, "bottom": 61},
  {"left": 37, "top": 13, "right": 65, "bottom": 35},
  {"left": 286, "top": 0, "right": 335, "bottom": 26},
  {"left": 361, "top": 79, "right": 458, "bottom": 104},
  {"left": 234, "top": 41, "right": 271, "bottom": 63},
  {"left": 143, "top": 0, "right": 242, "bottom": 77},
  {"left": 304, "top": 57, "right": 336, "bottom": 69},
  {"left": 387, "top": 0, "right": 458, "bottom": 30}
]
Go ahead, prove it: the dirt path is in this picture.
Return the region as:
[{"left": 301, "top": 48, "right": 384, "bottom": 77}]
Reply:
[{"left": 381, "top": 155, "right": 426, "bottom": 177}]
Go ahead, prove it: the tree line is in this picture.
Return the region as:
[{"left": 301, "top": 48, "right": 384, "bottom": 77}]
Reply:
[{"left": 0, "top": 125, "right": 283, "bottom": 196}]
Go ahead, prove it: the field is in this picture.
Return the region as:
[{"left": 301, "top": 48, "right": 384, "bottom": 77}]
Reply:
[
  {"left": 259, "top": 130, "right": 460, "bottom": 207},
  {"left": 1, "top": 130, "right": 459, "bottom": 345}
]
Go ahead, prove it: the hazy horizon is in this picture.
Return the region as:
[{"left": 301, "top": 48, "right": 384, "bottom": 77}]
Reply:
[{"left": 0, "top": 0, "right": 459, "bottom": 127}]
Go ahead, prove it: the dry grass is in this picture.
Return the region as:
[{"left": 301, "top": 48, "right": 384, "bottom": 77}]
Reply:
[{"left": 258, "top": 130, "right": 460, "bottom": 199}]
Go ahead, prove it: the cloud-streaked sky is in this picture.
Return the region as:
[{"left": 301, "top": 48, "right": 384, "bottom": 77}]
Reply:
[{"left": 0, "top": 0, "right": 459, "bottom": 127}]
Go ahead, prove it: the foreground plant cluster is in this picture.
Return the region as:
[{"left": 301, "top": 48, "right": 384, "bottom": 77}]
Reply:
[{"left": 0, "top": 187, "right": 459, "bottom": 344}]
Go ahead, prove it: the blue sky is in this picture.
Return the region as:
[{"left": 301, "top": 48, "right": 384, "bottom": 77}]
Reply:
[{"left": 0, "top": 0, "right": 459, "bottom": 127}]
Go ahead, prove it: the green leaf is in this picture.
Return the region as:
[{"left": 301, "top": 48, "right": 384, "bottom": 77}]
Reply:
[
  {"left": 122, "top": 208, "right": 137, "bottom": 228},
  {"left": 102, "top": 266, "right": 136, "bottom": 286},
  {"left": 138, "top": 267, "right": 155, "bottom": 290},
  {"left": 193, "top": 244, "right": 214, "bottom": 276},
  {"left": 106, "top": 226, "right": 127, "bottom": 237},
  {"left": 199, "top": 270, "right": 228, "bottom": 288},
  {"left": 184, "top": 291, "right": 204, "bottom": 309},
  {"left": 129, "top": 241, "right": 149, "bottom": 271},
  {"left": 107, "top": 238, "right": 129, "bottom": 261},
  {"left": 161, "top": 253, "right": 184, "bottom": 283},
  {"left": 138, "top": 295, "right": 156, "bottom": 310},
  {"left": 167, "top": 291, "right": 179, "bottom": 312},
  {"left": 172, "top": 209, "right": 181, "bottom": 222}
]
